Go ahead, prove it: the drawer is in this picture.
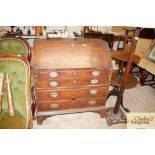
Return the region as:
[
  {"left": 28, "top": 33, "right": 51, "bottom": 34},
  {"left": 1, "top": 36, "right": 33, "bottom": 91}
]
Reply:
[
  {"left": 35, "top": 77, "right": 109, "bottom": 89},
  {"left": 77, "top": 69, "right": 111, "bottom": 79},
  {"left": 76, "top": 86, "right": 108, "bottom": 98},
  {"left": 37, "top": 97, "right": 106, "bottom": 111},
  {"left": 35, "top": 79, "right": 75, "bottom": 89},
  {"left": 77, "top": 78, "right": 109, "bottom": 86},
  {"left": 35, "top": 68, "right": 111, "bottom": 80},
  {"left": 35, "top": 70, "right": 77, "bottom": 80},
  {"left": 36, "top": 86, "right": 108, "bottom": 101},
  {"left": 76, "top": 97, "right": 106, "bottom": 108},
  {"left": 37, "top": 100, "right": 75, "bottom": 111},
  {"left": 36, "top": 89, "right": 75, "bottom": 101}
]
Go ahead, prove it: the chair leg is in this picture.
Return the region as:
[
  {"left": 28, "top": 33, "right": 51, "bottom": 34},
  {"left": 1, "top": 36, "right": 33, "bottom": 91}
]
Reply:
[
  {"left": 140, "top": 69, "right": 149, "bottom": 86},
  {"left": 31, "top": 85, "right": 36, "bottom": 120}
]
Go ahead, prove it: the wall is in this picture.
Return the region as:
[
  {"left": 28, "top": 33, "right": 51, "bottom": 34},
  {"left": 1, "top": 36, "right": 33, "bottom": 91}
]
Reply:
[
  {"left": 0, "top": 26, "right": 113, "bottom": 48},
  {"left": 111, "top": 26, "right": 126, "bottom": 34},
  {"left": 0, "top": 26, "right": 112, "bottom": 36}
]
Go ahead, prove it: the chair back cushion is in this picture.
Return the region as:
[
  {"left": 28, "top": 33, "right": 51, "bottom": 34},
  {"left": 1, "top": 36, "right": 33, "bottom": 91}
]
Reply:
[
  {"left": 0, "top": 37, "right": 31, "bottom": 60},
  {"left": 135, "top": 38, "right": 153, "bottom": 59}
]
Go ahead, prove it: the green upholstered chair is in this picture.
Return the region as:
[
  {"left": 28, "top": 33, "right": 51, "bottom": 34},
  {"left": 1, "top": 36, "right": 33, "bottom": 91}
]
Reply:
[
  {"left": 0, "top": 54, "right": 32, "bottom": 129},
  {"left": 0, "top": 36, "right": 35, "bottom": 99},
  {"left": 0, "top": 36, "right": 31, "bottom": 61}
]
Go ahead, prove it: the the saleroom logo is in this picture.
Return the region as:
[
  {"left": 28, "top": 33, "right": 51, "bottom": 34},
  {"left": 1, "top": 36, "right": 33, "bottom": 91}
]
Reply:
[{"left": 127, "top": 113, "right": 155, "bottom": 129}]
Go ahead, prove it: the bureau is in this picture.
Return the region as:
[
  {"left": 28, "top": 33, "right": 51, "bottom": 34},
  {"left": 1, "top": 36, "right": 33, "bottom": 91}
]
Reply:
[{"left": 33, "top": 38, "right": 112, "bottom": 125}]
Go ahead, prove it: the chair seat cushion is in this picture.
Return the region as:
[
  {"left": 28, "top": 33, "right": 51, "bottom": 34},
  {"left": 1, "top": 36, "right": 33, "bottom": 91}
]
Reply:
[{"left": 0, "top": 111, "right": 26, "bottom": 129}]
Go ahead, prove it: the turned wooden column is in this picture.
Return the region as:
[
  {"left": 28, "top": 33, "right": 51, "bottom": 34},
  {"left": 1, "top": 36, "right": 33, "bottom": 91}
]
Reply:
[
  {"left": 113, "top": 27, "right": 141, "bottom": 114},
  {"left": 35, "top": 26, "right": 42, "bottom": 36}
]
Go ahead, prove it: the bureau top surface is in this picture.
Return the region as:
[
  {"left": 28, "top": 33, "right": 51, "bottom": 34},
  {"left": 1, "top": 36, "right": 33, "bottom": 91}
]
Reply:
[{"left": 33, "top": 38, "right": 112, "bottom": 69}]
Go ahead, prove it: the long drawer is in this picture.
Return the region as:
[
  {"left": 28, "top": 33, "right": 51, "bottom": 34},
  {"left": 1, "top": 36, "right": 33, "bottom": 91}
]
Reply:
[
  {"left": 35, "top": 77, "right": 109, "bottom": 89},
  {"left": 35, "top": 68, "right": 111, "bottom": 80},
  {"left": 37, "top": 97, "right": 106, "bottom": 111},
  {"left": 36, "top": 86, "right": 108, "bottom": 101}
]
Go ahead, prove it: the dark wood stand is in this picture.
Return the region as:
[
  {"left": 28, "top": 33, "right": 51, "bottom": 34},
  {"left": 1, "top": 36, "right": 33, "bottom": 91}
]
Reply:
[{"left": 106, "top": 28, "right": 141, "bottom": 125}]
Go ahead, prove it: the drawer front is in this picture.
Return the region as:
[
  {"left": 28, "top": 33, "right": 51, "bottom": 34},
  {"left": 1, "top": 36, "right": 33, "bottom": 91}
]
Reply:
[
  {"left": 35, "top": 69, "right": 111, "bottom": 80},
  {"left": 36, "top": 89, "right": 75, "bottom": 101},
  {"left": 76, "top": 97, "right": 106, "bottom": 107},
  {"left": 36, "top": 86, "right": 108, "bottom": 101},
  {"left": 76, "top": 86, "right": 108, "bottom": 98},
  {"left": 77, "top": 69, "right": 111, "bottom": 79},
  {"left": 35, "top": 77, "right": 108, "bottom": 89},
  {"left": 35, "top": 79, "right": 75, "bottom": 89},
  {"left": 37, "top": 97, "right": 106, "bottom": 111},
  {"left": 77, "top": 78, "right": 109, "bottom": 86},
  {"left": 37, "top": 100, "right": 75, "bottom": 111},
  {"left": 35, "top": 70, "right": 75, "bottom": 80}
]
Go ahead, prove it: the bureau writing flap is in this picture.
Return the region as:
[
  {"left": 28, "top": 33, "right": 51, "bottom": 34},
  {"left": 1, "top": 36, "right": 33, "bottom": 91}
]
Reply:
[{"left": 33, "top": 38, "right": 112, "bottom": 69}]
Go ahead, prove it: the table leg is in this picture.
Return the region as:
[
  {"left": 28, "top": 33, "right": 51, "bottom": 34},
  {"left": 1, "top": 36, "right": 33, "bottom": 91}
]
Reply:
[
  {"left": 108, "top": 61, "right": 130, "bottom": 112},
  {"left": 120, "top": 95, "right": 130, "bottom": 112},
  {"left": 107, "top": 86, "right": 119, "bottom": 99}
]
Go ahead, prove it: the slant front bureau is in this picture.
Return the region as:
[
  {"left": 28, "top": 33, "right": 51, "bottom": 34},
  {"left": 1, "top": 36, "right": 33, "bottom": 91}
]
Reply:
[{"left": 33, "top": 38, "right": 112, "bottom": 125}]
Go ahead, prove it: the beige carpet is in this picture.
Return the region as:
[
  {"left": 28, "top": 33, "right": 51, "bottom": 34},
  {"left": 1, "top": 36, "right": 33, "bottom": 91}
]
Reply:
[{"left": 33, "top": 84, "right": 155, "bottom": 129}]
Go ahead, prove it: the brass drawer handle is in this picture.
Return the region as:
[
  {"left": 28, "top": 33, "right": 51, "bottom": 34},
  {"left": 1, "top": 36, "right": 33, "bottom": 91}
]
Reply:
[
  {"left": 49, "top": 104, "right": 60, "bottom": 109},
  {"left": 92, "top": 71, "right": 100, "bottom": 76},
  {"left": 89, "top": 89, "right": 97, "bottom": 95},
  {"left": 73, "top": 79, "right": 77, "bottom": 84},
  {"left": 90, "top": 79, "right": 98, "bottom": 84},
  {"left": 50, "top": 81, "right": 58, "bottom": 87},
  {"left": 73, "top": 72, "right": 77, "bottom": 76},
  {"left": 50, "top": 92, "right": 58, "bottom": 98},
  {"left": 49, "top": 72, "right": 58, "bottom": 78},
  {"left": 88, "top": 100, "right": 96, "bottom": 105}
]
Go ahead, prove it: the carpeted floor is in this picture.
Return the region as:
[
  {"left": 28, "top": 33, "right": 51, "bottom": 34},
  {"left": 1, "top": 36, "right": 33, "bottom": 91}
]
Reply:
[{"left": 33, "top": 84, "right": 155, "bottom": 129}]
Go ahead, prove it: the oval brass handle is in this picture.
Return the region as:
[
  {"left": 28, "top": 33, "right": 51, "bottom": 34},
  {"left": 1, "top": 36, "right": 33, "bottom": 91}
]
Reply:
[
  {"left": 88, "top": 100, "right": 96, "bottom": 105},
  {"left": 73, "top": 79, "right": 77, "bottom": 84},
  {"left": 90, "top": 79, "right": 98, "bottom": 84},
  {"left": 49, "top": 72, "right": 58, "bottom": 78},
  {"left": 50, "top": 92, "right": 58, "bottom": 98},
  {"left": 49, "top": 104, "right": 60, "bottom": 109},
  {"left": 89, "top": 89, "right": 97, "bottom": 95},
  {"left": 73, "top": 72, "right": 77, "bottom": 76},
  {"left": 92, "top": 71, "right": 100, "bottom": 76},
  {"left": 50, "top": 81, "right": 58, "bottom": 87}
]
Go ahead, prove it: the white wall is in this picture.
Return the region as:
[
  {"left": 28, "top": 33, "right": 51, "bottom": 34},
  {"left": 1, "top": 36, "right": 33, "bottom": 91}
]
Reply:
[
  {"left": 0, "top": 26, "right": 111, "bottom": 36},
  {"left": 0, "top": 26, "right": 112, "bottom": 48}
]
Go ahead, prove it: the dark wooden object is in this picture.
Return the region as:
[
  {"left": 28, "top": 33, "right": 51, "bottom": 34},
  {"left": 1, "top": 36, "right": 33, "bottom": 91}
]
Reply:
[
  {"left": 140, "top": 70, "right": 155, "bottom": 88},
  {"left": 107, "top": 51, "right": 139, "bottom": 112},
  {"left": 84, "top": 32, "right": 114, "bottom": 49},
  {"left": 33, "top": 38, "right": 112, "bottom": 124},
  {"left": 122, "top": 27, "right": 135, "bottom": 44},
  {"left": 114, "top": 28, "right": 141, "bottom": 112},
  {"left": 84, "top": 32, "right": 126, "bottom": 50},
  {"left": 106, "top": 28, "right": 141, "bottom": 125}
]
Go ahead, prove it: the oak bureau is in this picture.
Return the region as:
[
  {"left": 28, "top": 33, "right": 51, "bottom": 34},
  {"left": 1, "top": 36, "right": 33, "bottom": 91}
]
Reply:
[{"left": 33, "top": 38, "right": 112, "bottom": 125}]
